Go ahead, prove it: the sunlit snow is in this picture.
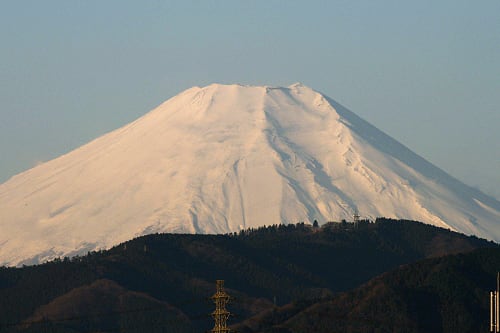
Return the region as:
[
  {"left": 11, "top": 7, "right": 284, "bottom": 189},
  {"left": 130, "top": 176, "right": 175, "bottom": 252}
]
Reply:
[{"left": 0, "top": 83, "right": 498, "bottom": 266}]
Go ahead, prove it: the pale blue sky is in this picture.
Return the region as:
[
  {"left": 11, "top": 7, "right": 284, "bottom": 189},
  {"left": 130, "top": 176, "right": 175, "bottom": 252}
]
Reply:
[{"left": 1, "top": 1, "right": 499, "bottom": 199}]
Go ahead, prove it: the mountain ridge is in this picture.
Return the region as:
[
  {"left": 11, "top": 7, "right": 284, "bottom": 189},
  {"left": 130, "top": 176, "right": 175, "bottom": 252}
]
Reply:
[
  {"left": 0, "top": 83, "right": 498, "bottom": 266},
  {"left": 0, "top": 219, "right": 497, "bottom": 332}
]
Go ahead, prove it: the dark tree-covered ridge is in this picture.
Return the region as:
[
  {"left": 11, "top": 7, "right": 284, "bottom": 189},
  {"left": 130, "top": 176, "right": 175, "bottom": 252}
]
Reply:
[{"left": 0, "top": 218, "right": 496, "bottom": 333}]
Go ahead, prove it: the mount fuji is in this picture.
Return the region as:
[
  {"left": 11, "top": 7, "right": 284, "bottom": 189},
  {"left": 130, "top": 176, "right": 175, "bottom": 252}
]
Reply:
[{"left": 1, "top": 83, "right": 499, "bottom": 266}]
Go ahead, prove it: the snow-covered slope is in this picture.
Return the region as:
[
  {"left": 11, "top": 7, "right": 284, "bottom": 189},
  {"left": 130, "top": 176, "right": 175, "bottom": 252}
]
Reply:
[{"left": 1, "top": 83, "right": 499, "bottom": 266}]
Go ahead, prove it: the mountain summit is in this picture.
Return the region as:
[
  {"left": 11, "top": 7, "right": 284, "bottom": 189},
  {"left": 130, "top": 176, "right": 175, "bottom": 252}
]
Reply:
[{"left": 1, "top": 83, "right": 499, "bottom": 266}]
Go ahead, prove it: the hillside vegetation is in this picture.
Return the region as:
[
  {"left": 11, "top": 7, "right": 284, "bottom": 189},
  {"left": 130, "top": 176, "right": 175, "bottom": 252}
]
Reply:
[{"left": 0, "top": 218, "right": 496, "bottom": 332}]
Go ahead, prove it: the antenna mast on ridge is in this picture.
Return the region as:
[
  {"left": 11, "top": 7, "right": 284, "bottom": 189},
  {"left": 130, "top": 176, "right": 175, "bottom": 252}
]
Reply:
[
  {"left": 491, "top": 272, "right": 500, "bottom": 332},
  {"left": 353, "top": 211, "right": 360, "bottom": 225}
]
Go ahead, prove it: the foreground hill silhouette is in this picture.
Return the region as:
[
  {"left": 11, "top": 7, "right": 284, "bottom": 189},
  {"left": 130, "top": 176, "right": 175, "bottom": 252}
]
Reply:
[
  {"left": 0, "top": 218, "right": 497, "bottom": 332},
  {"left": 235, "top": 247, "right": 500, "bottom": 333}
]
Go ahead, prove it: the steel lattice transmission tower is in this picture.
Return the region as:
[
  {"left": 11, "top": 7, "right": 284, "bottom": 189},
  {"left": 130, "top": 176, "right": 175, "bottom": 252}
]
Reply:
[{"left": 211, "top": 280, "right": 231, "bottom": 333}]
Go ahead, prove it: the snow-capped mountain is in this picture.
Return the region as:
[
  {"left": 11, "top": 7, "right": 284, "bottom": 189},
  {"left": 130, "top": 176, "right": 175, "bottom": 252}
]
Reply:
[{"left": 1, "top": 83, "right": 499, "bottom": 266}]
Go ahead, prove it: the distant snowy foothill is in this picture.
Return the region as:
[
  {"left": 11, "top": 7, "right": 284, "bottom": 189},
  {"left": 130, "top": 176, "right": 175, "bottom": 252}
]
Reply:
[{"left": 0, "top": 83, "right": 499, "bottom": 266}]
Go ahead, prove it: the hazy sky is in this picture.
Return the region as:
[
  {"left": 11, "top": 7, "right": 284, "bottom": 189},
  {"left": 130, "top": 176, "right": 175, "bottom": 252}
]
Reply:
[{"left": 1, "top": 1, "right": 499, "bottom": 199}]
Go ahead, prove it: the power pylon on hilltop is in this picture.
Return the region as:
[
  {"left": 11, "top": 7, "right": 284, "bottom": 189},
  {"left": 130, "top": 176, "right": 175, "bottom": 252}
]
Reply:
[{"left": 211, "top": 280, "right": 231, "bottom": 333}]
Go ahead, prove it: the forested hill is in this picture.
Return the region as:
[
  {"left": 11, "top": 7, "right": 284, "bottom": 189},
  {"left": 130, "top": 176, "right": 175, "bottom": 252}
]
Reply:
[
  {"left": 234, "top": 246, "right": 500, "bottom": 333},
  {"left": 0, "top": 218, "right": 496, "bottom": 333}
]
